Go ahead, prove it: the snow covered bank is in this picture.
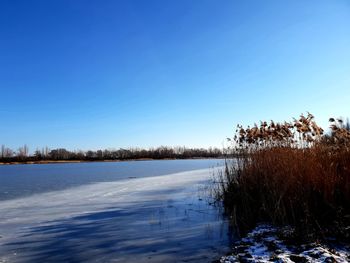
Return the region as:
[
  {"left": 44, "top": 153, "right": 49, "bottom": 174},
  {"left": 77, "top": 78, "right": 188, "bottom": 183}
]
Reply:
[{"left": 220, "top": 224, "right": 350, "bottom": 263}]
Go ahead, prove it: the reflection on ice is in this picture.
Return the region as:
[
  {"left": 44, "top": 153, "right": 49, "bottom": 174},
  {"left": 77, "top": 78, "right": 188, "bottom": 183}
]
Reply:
[{"left": 0, "top": 168, "right": 231, "bottom": 262}]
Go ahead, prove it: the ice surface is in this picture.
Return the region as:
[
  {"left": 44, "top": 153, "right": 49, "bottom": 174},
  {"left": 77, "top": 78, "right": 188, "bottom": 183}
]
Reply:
[{"left": 0, "top": 167, "right": 231, "bottom": 262}]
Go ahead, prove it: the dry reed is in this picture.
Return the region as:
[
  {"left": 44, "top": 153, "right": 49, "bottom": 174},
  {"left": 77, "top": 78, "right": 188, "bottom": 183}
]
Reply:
[{"left": 218, "top": 113, "right": 350, "bottom": 241}]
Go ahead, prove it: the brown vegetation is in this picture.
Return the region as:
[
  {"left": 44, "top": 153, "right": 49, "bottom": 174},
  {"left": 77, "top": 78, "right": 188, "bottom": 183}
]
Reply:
[{"left": 217, "top": 113, "right": 350, "bottom": 241}]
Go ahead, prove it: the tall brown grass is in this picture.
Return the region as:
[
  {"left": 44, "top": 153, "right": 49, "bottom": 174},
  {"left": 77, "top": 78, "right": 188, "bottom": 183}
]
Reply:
[{"left": 217, "top": 113, "right": 350, "bottom": 240}]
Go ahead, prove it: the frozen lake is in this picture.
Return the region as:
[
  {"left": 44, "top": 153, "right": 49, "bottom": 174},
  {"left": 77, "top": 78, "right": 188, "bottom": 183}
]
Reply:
[{"left": 0, "top": 159, "right": 232, "bottom": 262}]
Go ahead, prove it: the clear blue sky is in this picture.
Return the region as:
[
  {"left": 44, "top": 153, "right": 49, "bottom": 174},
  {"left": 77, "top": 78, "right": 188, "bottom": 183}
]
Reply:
[{"left": 1, "top": 0, "right": 349, "bottom": 151}]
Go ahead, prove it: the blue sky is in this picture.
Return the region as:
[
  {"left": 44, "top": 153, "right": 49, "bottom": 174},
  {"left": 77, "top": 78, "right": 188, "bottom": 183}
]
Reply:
[{"left": 1, "top": 0, "right": 350, "bottom": 151}]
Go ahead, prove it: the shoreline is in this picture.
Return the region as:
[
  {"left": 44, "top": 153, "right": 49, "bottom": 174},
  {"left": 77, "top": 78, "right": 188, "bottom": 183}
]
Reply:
[{"left": 0, "top": 157, "right": 224, "bottom": 166}]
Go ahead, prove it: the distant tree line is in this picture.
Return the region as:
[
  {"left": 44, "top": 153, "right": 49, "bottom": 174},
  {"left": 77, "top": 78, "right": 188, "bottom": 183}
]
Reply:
[{"left": 0, "top": 145, "right": 223, "bottom": 163}]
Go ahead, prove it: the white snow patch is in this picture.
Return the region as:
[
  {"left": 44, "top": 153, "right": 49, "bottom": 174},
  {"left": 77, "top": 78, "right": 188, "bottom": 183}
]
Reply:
[{"left": 221, "top": 224, "right": 349, "bottom": 263}]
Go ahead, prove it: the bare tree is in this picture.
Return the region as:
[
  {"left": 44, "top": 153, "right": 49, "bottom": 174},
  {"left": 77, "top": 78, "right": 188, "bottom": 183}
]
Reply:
[
  {"left": 1, "top": 145, "right": 5, "bottom": 158},
  {"left": 3, "top": 147, "right": 13, "bottom": 158},
  {"left": 17, "top": 144, "right": 29, "bottom": 159}
]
